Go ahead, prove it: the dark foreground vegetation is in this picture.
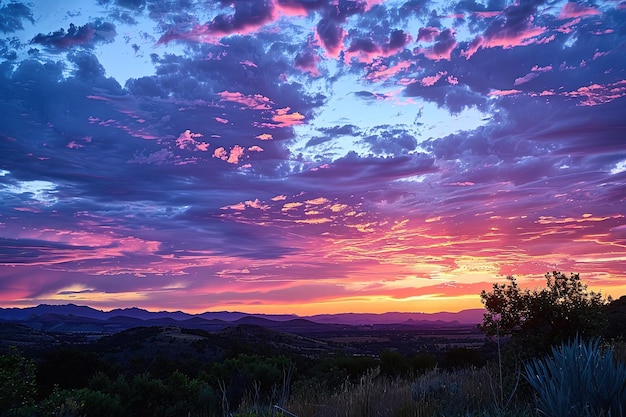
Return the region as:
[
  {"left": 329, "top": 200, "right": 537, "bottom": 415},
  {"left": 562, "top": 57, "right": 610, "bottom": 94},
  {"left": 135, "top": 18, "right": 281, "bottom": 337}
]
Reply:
[{"left": 1, "top": 272, "right": 626, "bottom": 417}]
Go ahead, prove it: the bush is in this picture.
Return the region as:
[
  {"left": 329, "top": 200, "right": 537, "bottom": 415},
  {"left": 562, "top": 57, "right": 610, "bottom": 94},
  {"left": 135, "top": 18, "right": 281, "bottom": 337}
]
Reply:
[
  {"left": 481, "top": 272, "right": 607, "bottom": 359},
  {"left": 524, "top": 336, "right": 626, "bottom": 417}
]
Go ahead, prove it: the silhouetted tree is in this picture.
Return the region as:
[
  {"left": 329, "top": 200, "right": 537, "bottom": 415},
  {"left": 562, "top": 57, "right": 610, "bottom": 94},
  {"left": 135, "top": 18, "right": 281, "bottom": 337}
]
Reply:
[
  {"left": 0, "top": 346, "right": 37, "bottom": 417},
  {"left": 480, "top": 271, "right": 608, "bottom": 358},
  {"left": 603, "top": 295, "right": 626, "bottom": 340}
]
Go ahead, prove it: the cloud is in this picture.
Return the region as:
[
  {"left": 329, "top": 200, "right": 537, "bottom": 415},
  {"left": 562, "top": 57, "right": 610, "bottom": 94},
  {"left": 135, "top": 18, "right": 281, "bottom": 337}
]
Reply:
[
  {"left": 294, "top": 47, "right": 322, "bottom": 76},
  {"left": 514, "top": 71, "right": 540, "bottom": 86},
  {"left": 461, "top": 2, "right": 547, "bottom": 59},
  {"left": 416, "top": 28, "right": 457, "bottom": 61},
  {"left": 31, "top": 21, "right": 117, "bottom": 49},
  {"left": 158, "top": 0, "right": 276, "bottom": 44},
  {"left": 558, "top": 2, "right": 601, "bottom": 19},
  {"left": 2, "top": 0, "right": 626, "bottom": 314},
  {"left": 315, "top": 17, "right": 345, "bottom": 58},
  {"left": 218, "top": 90, "right": 273, "bottom": 110},
  {"left": 344, "top": 29, "right": 411, "bottom": 63},
  {"left": 0, "top": 1, "right": 33, "bottom": 33}
]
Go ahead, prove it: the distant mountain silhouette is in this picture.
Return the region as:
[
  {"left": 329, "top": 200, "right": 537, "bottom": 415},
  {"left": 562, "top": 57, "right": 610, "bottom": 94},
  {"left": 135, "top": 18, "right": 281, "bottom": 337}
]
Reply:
[
  {"left": 0, "top": 304, "right": 485, "bottom": 330},
  {"left": 308, "top": 309, "right": 485, "bottom": 325}
]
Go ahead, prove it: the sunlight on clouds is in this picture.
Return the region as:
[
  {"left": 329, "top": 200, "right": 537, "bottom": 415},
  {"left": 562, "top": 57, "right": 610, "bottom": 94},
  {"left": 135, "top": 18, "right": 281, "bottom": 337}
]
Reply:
[
  {"left": 44, "top": 290, "right": 150, "bottom": 304},
  {"left": 3, "top": 179, "right": 58, "bottom": 206},
  {"left": 611, "top": 160, "right": 626, "bottom": 175}
]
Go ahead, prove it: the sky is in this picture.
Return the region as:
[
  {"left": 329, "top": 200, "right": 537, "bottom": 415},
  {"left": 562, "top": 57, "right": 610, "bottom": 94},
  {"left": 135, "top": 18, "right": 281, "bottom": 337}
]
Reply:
[{"left": 0, "top": 0, "right": 625, "bottom": 316}]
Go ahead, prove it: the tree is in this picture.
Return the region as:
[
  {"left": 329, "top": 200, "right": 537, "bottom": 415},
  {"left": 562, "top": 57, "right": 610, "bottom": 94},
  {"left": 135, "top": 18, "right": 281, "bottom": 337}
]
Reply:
[
  {"left": 0, "top": 346, "right": 37, "bottom": 416},
  {"left": 480, "top": 271, "right": 608, "bottom": 358},
  {"left": 602, "top": 295, "right": 626, "bottom": 340}
]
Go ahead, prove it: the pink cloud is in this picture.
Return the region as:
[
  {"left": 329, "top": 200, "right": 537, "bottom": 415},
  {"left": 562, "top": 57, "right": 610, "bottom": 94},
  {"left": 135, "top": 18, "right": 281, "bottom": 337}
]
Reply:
[
  {"left": 256, "top": 107, "right": 305, "bottom": 128},
  {"left": 195, "top": 142, "right": 210, "bottom": 152},
  {"left": 417, "top": 27, "right": 439, "bottom": 42},
  {"left": 514, "top": 65, "right": 552, "bottom": 86},
  {"left": 272, "top": 108, "right": 305, "bottom": 126},
  {"left": 514, "top": 72, "right": 540, "bottom": 85},
  {"left": 248, "top": 145, "right": 264, "bottom": 152},
  {"left": 176, "top": 129, "right": 201, "bottom": 148},
  {"left": 217, "top": 91, "right": 273, "bottom": 110},
  {"left": 557, "top": 17, "right": 582, "bottom": 34},
  {"left": 211, "top": 147, "right": 242, "bottom": 164},
  {"left": 274, "top": 3, "right": 310, "bottom": 17},
  {"left": 315, "top": 21, "right": 346, "bottom": 58},
  {"left": 366, "top": 60, "right": 411, "bottom": 82},
  {"left": 227, "top": 145, "right": 245, "bottom": 164},
  {"left": 213, "top": 147, "right": 228, "bottom": 160},
  {"left": 175, "top": 129, "right": 209, "bottom": 152},
  {"left": 416, "top": 28, "right": 457, "bottom": 61},
  {"left": 215, "top": 117, "right": 229, "bottom": 124},
  {"left": 593, "top": 51, "right": 609, "bottom": 60},
  {"left": 473, "top": 11, "right": 501, "bottom": 18},
  {"left": 67, "top": 141, "right": 84, "bottom": 149},
  {"left": 461, "top": 15, "right": 547, "bottom": 59},
  {"left": 562, "top": 80, "right": 626, "bottom": 106},
  {"left": 488, "top": 89, "right": 522, "bottom": 96},
  {"left": 157, "top": 3, "right": 277, "bottom": 45},
  {"left": 558, "top": 2, "right": 600, "bottom": 19},
  {"left": 255, "top": 133, "right": 273, "bottom": 140},
  {"left": 421, "top": 71, "right": 447, "bottom": 86},
  {"left": 294, "top": 48, "right": 322, "bottom": 76}
]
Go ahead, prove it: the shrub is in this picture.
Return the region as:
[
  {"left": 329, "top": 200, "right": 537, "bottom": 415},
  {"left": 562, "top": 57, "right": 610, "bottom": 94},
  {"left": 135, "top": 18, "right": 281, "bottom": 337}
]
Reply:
[
  {"left": 481, "top": 272, "right": 607, "bottom": 359},
  {"left": 524, "top": 336, "right": 626, "bottom": 417}
]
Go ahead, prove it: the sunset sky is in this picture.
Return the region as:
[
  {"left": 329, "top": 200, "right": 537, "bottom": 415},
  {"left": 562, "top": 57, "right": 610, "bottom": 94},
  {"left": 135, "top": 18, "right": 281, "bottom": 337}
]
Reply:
[{"left": 0, "top": 0, "right": 625, "bottom": 315}]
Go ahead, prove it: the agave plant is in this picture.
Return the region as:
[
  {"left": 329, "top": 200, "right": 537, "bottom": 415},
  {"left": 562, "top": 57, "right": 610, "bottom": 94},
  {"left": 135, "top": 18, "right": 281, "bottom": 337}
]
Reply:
[{"left": 524, "top": 336, "right": 626, "bottom": 417}]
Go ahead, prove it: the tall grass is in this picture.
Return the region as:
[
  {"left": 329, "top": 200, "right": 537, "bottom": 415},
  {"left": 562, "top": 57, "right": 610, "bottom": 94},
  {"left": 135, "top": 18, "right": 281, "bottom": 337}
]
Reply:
[{"left": 281, "top": 366, "right": 534, "bottom": 417}]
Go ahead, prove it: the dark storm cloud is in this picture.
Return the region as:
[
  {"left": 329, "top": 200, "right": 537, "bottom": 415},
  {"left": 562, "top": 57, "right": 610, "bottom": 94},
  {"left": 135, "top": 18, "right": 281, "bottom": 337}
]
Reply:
[
  {"left": 0, "top": 238, "right": 96, "bottom": 263},
  {"left": 346, "top": 28, "right": 411, "bottom": 60},
  {"left": 363, "top": 130, "right": 418, "bottom": 156},
  {"left": 319, "top": 124, "right": 359, "bottom": 135},
  {"left": 482, "top": 0, "right": 541, "bottom": 40},
  {"left": 31, "top": 21, "right": 116, "bottom": 49},
  {"left": 297, "top": 151, "right": 436, "bottom": 187},
  {"left": 346, "top": 37, "right": 378, "bottom": 54},
  {"left": 205, "top": 0, "right": 275, "bottom": 35},
  {"left": 116, "top": 0, "right": 146, "bottom": 10},
  {"left": 68, "top": 51, "right": 106, "bottom": 79},
  {"left": 404, "top": 81, "right": 487, "bottom": 114},
  {"left": 0, "top": 1, "right": 33, "bottom": 33},
  {"left": 294, "top": 46, "right": 321, "bottom": 75},
  {"left": 316, "top": 17, "right": 345, "bottom": 55}
]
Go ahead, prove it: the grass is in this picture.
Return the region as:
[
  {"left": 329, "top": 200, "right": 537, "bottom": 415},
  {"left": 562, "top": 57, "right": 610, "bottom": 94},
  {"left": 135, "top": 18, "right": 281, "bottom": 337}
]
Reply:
[{"left": 235, "top": 365, "right": 537, "bottom": 417}]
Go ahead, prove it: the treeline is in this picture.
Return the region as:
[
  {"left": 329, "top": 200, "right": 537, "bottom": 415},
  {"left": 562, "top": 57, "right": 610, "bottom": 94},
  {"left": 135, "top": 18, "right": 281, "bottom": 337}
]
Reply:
[{"left": 1, "top": 341, "right": 488, "bottom": 417}]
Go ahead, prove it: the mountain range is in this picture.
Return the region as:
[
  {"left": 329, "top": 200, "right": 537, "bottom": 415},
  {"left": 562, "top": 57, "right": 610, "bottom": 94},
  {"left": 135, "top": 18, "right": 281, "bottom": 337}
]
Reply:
[
  {"left": 0, "top": 303, "right": 484, "bottom": 325},
  {"left": 0, "top": 304, "right": 485, "bottom": 336}
]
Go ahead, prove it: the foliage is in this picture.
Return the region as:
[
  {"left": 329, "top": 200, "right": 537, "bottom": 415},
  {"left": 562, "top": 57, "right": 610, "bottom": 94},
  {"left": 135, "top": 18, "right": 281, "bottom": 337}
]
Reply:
[
  {"left": 0, "top": 346, "right": 38, "bottom": 417},
  {"left": 480, "top": 271, "right": 608, "bottom": 358},
  {"left": 524, "top": 337, "right": 626, "bottom": 417},
  {"left": 380, "top": 349, "right": 410, "bottom": 376},
  {"left": 442, "top": 347, "right": 486, "bottom": 369},
  {"left": 37, "top": 347, "right": 113, "bottom": 393},
  {"left": 603, "top": 295, "right": 626, "bottom": 340}
]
